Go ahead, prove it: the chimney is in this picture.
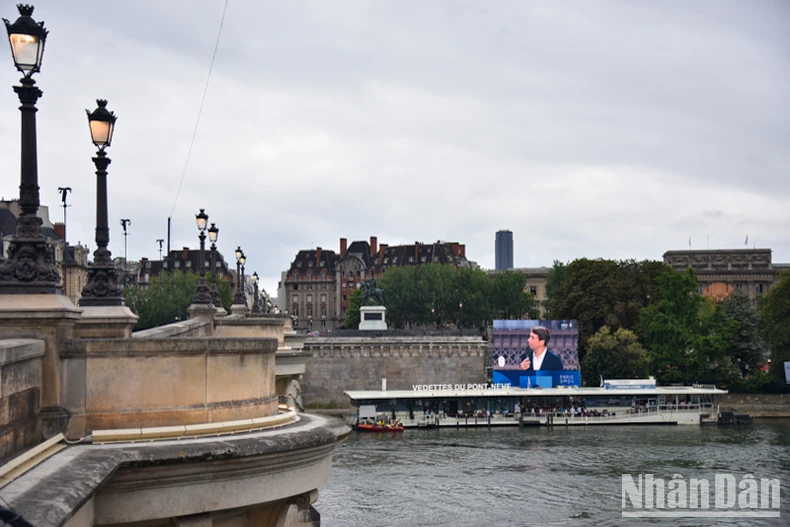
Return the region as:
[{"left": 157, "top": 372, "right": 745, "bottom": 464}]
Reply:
[
  {"left": 414, "top": 242, "right": 419, "bottom": 263},
  {"left": 370, "top": 236, "right": 378, "bottom": 257},
  {"left": 379, "top": 243, "right": 388, "bottom": 263},
  {"left": 316, "top": 246, "right": 322, "bottom": 266},
  {"left": 54, "top": 222, "right": 66, "bottom": 241},
  {"left": 182, "top": 247, "right": 189, "bottom": 262},
  {"left": 459, "top": 244, "right": 466, "bottom": 259},
  {"left": 340, "top": 237, "right": 347, "bottom": 256}
]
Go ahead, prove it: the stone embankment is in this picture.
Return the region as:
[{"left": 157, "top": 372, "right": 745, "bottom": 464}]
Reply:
[{"left": 719, "top": 393, "right": 790, "bottom": 417}]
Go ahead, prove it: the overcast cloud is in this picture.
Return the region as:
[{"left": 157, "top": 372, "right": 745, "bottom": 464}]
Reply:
[{"left": 1, "top": 0, "right": 788, "bottom": 295}]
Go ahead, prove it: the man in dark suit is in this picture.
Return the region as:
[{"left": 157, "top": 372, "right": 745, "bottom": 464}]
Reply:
[{"left": 519, "top": 326, "right": 564, "bottom": 371}]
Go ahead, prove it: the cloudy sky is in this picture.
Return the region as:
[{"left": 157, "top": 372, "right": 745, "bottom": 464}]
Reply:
[{"left": 1, "top": 1, "right": 788, "bottom": 295}]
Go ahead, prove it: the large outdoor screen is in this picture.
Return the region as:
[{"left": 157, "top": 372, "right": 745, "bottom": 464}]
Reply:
[{"left": 492, "top": 319, "right": 581, "bottom": 388}]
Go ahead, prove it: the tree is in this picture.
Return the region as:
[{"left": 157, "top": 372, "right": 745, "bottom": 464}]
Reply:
[
  {"left": 640, "top": 268, "right": 737, "bottom": 386},
  {"left": 760, "top": 271, "right": 790, "bottom": 391},
  {"left": 722, "top": 290, "right": 766, "bottom": 378},
  {"left": 343, "top": 288, "right": 365, "bottom": 329},
  {"left": 490, "top": 271, "right": 538, "bottom": 321},
  {"left": 582, "top": 326, "right": 650, "bottom": 386},
  {"left": 123, "top": 272, "right": 233, "bottom": 330},
  {"left": 542, "top": 260, "right": 567, "bottom": 317}
]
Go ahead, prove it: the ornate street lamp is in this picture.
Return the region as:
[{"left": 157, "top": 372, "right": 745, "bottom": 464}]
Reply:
[
  {"left": 232, "top": 246, "right": 246, "bottom": 306},
  {"left": 79, "top": 99, "right": 124, "bottom": 306},
  {"left": 239, "top": 251, "right": 247, "bottom": 307},
  {"left": 251, "top": 271, "right": 261, "bottom": 314},
  {"left": 0, "top": 5, "right": 61, "bottom": 294},
  {"left": 191, "top": 209, "right": 212, "bottom": 305},
  {"left": 207, "top": 223, "right": 221, "bottom": 308}
]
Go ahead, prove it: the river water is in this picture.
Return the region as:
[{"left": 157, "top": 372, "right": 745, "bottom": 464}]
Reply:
[{"left": 319, "top": 420, "right": 790, "bottom": 526}]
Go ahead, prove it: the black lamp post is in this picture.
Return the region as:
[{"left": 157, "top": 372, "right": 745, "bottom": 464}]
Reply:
[
  {"left": 459, "top": 301, "right": 463, "bottom": 336},
  {"left": 0, "top": 5, "right": 61, "bottom": 294},
  {"left": 208, "top": 223, "right": 221, "bottom": 308},
  {"left": 79, "top": 99, "right": 124, "bottom": 306},
  {"left": 251, "top": 271, "right": 261, "bottom": 314},
  {"left": 191, "top": 209, "right": 212, "bottom": 305},
  {"left": 232, "top": 246, "right": 246, "bottom": 305},
  {"left": 239, "top": 251, "right": 247, "bottom": 308}
]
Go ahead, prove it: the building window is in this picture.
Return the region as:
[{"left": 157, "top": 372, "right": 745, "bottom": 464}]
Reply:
[
  {"left": 408, "top": 256, "right": 414, "bottom": 262},
  {"left": 293, "top": 306, "right": 298, "bottom": 317},
  {"left": 307, "top": 307, "right": 313, "bottom": 317},
  {"left": 321, "top": 320, "right": 326, "bottom": 327},
  {"left": 322, "top": 272, "right": 326, "bottom": 280},
  {"left": 307, "top": 294, "right": 313, "bottom": 303},
  {"left": 322, "top": 283, "right": 326, "bottom": 290},
  {"left": 293, "top": 284, "right": 298, "bottom": 290},
  {"left": 297, "top": 261, "right": 302, "bottom": 267},
  {"left": 735, "top": 283, "right": 743, "bottom": 291},
  {"left": 756, "top": 284, "right": 764, "bottom": 294},
  {"left": 308, "top": 273, "right": 312, "bottom": 281},
  {"left": 342, "top": 283, "right": 345, "bottom": 290},
  {"left": 321, "top": 307, "right": 326, "bottom": 318},
  {"left": 319, "top": 261, "right": 325, "bottom": 267},
  {"left": 308, "top": 261, "right": 313, "bottom": 267},
  {"left": 421, "top": 256, "right": 426, "bottom": 262},
  {"left": 342, "top": 295, "right": 347, "bottom": 301},
  {"left": 530, "top": 286, "right": 537, "bottom": 296},
  {"left": 321, "top": 294, "right": 327, "bottom": 303},
  {"left": 292, "top": 295, "right": 298, "bottom": 304}
]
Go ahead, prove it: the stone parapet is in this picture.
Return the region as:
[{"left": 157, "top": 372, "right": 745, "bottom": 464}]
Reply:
[
  {"left": 0, "top": 414, "right": 350, "bottom": 527},
  {"left": 215, "top": 315, "right": 286, "bottom": 343},
  {"left": 132, "top": 318, "right": 211, "bottom": 339},
  {"left": 302, "top": 337, "right": 488, "bottom": 406},
  {"left": 59, "top": 337, "right": 279, "bottom": 437},
  {"left": 0, "top": 339, "right": 45, "bottom": 463},
  {"left": 720, "top": 393, "right": 790, "bottom": 417}
]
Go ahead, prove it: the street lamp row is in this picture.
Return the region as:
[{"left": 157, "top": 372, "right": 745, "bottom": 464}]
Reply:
[{"left": 0, "top": 5, "right": 262, "bottom": 313}]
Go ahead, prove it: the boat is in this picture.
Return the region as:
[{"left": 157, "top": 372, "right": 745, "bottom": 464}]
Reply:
[{"left": 356, "top": 422, "right": 404, "bottom": 432}]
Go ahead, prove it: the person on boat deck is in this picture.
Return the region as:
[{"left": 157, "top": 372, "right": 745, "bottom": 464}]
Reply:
[{"left": 519, "top": 326, "right": 564, "bottom": 371}]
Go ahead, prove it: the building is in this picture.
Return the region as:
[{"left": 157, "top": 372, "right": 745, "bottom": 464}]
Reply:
[
  {"left": 495, "top": 230, "right": 514, "bottom": 271},
  {"left": 137, "top": 247, "right": 233, "bottom": 289},
  {"left": 663, "top": 248, "right": 789, "bottom": 302},
  {"left": 283, "top": 236, "right": 474, "bottom": 330}
]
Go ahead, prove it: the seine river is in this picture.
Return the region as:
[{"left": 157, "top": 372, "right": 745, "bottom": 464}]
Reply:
[{"left": 319, "top": 420, "right": 790, "bottom": 526}]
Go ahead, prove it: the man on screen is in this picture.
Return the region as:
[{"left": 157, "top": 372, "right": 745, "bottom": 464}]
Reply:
[{"left": 519, "top": 326, "right": 564, "bottom": 371}]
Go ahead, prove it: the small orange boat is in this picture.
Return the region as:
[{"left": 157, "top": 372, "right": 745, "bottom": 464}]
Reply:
[{"left": 356, "top": 422, "right": 404, "bottom": 432}]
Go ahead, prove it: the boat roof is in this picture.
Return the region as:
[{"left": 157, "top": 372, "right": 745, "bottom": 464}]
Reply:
[{"left": 345, "top": 385, "right": 727, "bottom": 401}]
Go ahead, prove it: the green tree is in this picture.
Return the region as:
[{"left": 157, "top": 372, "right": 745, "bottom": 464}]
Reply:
[
  {"left": 640, "top": 268, "right": 737, "bottom": 386},
  {"left": 582, "top": 326, "right": 650, "bottom": 386},
  {"left": 490, "top": 271, "right": 538, "bottom": 320},
  {"left": 343, "top": 287, "right": 365, "bottom": 328},
  {"left": 123, "top": 272, "right": 233, "bottom": 330},
  {"left": 722, "top": 290, "right": 766, "bottom": 378},
  {"left": 542, "top": 260, "right": 567, "bottom": 317},
  {"left": 760, "top": 271, "right": 790, "bottom": 391}
]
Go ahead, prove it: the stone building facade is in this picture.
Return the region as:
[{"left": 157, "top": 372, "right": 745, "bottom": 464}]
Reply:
[
  {"left": 283, "top": 236, "right": 474, "bottom": 330},
  {"left": 663, "top": 248, "right": 788, "bottom": 302}
]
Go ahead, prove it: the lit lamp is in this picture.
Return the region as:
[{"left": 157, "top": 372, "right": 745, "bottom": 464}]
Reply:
[
  {"left": 251, "top": 271, "right": 261, "bottom": 314},
  {"left": 191, "top": 209, "right": 212, "bottom": 305},
  {"left": 207, "top": 223, "right": 222, "bottom": 309},
  {"left": 80, "top": 99, "right": 124, "bottom": 306},
  {"left": 239, "top": 252, "right": 247, "bottom": 307},
  {"left": 0, "top": 4, "right": 60, "bottom": 294}
]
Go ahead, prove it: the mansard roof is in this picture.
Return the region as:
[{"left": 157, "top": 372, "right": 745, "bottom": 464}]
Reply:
[{"left": 288, "top": 248, "right": 339, "bottom": 274}]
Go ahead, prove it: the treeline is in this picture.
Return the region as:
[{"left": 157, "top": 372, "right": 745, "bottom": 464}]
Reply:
[
  {"left": 345, "top": 264, "right": 538, "bottom": 330},
  {"left": 545, "top": 259, "right": 790, "bottom": 392},
  {"left": 123, "top": 272, "right": 233, "bottom": 330}
]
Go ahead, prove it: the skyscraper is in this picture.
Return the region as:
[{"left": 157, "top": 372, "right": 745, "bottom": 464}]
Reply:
[{"left": 495, "top": 230, "right": 513, "bottom": 270}]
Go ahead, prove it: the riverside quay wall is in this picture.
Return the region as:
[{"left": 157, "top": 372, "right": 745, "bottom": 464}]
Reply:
[
  {"left": 720, "top": 393, "right": 790, "bottom": 417},
  {"left": 301, "top": 336, "right": 488, "bottom": 407}
]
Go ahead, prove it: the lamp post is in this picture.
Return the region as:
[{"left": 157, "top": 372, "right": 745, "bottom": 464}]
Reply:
[
  {"left": 0, "top": 5, "right": 61, "bottom": 294},
  {"left": 190, "top": 209, "right": 212, "bottom": 305},
  {"left": 251, "top": 271, "right": 261, "bottom": 314},
  {"left": 207, "top": 223, "right": 221, "bottom": 309},
  {"left": 79, "top": 99, "right": 124, "bottom": 306},
  {"left": 232, "top": 246, "right": 246, "bottom": 306},
  {"left": 459, "top": 301, "right": 463, "bottom": 336},
  {"left": 240, "top": 251, "right": 247, "bottom": 307}
]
